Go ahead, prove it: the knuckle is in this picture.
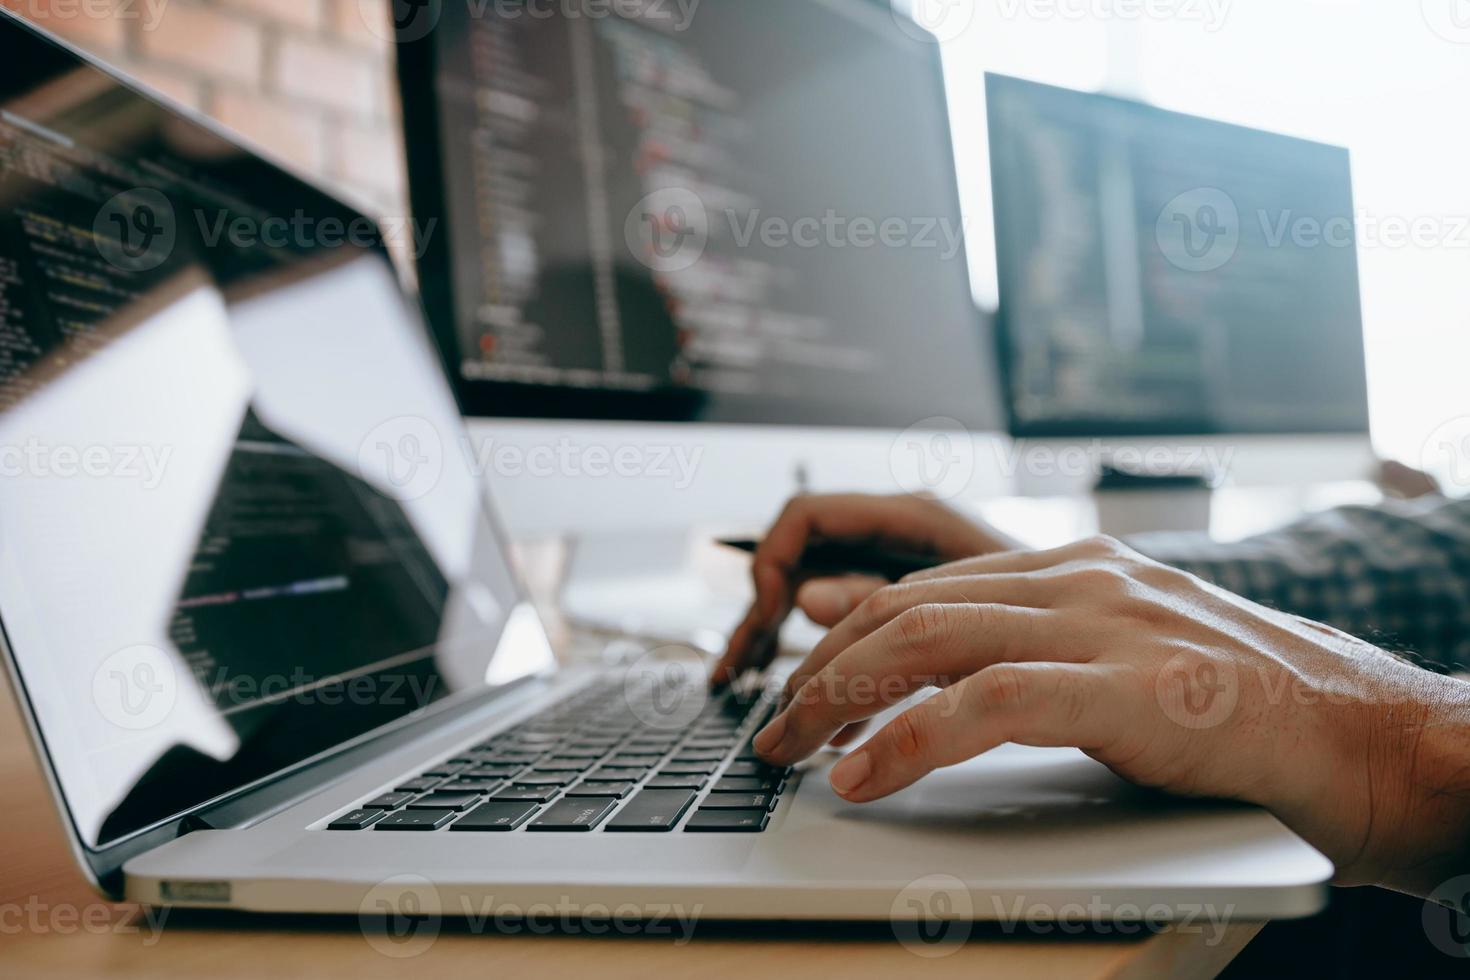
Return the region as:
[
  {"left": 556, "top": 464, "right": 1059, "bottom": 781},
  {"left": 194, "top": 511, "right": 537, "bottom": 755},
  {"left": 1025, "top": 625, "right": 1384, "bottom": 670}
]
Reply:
[
  {"left": 1053, "top": 671, "right": 1089, "bottom": 729},
  {"left": 974, "top": 665, "right": 1032, "bottom": 714},
  {"left": 885, "top": 709, "right": 932, "bottom": 761},
  {"left": 857, "top": 584, "right": 904, "bottom": 624},
  {"left": 893, "top": 603, "right": 954, "bottom": 656},
  {"left": 1079, "top": 535, "right": 1127, "bottom": 557},
  {"left": 1068, "top": 560, "right": 1139, "bottom": 594}
]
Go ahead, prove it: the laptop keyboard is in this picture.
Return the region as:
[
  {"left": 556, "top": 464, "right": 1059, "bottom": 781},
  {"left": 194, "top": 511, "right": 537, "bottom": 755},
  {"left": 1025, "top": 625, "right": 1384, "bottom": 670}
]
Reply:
[{"left": 325, "top": 676, "right": 793, "bottom": 834}]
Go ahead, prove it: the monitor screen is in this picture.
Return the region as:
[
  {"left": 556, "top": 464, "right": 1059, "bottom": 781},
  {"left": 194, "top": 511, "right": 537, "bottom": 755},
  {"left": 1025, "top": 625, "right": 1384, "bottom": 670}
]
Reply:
[
  {"left": 987, "top": 74, "right": 1371, "bottom": 438},
  {"left": 399, "top": 0, "right": 1003, "bottom": 429},
  {"left": 0, "top": 14, "right": 553, "bottom": 851}
]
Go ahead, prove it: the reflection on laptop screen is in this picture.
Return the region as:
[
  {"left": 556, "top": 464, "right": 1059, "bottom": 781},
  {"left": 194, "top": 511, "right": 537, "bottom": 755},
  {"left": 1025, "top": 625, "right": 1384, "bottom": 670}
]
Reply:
[{"left": 0, "top": 16, "right": 552, "bottom": 850}]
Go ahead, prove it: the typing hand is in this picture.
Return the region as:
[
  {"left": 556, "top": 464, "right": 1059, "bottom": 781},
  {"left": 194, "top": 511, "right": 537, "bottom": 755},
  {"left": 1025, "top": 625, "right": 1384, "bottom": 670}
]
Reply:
[
  {"left": 712, "top": 494, "right": 1023, "bottom": 688},
  {"left": 753, "top": 535, "right": 1470, "bottom": 897}
]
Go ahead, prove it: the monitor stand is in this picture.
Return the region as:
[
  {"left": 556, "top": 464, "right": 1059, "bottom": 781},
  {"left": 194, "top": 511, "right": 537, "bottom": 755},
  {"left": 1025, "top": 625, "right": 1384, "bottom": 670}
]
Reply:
[{"left": 558, "top": 529, "right": 750, "bottom": 655}]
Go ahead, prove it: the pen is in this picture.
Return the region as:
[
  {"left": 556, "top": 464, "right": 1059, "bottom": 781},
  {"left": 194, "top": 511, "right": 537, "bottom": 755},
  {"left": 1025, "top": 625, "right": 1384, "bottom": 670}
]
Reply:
[{"left": 718, "top": 538, "right": 942, "bottom": 582}]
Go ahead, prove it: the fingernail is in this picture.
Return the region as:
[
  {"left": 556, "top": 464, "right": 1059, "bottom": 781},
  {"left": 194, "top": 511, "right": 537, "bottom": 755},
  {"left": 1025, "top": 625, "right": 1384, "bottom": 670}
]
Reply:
[
  {"left": 754, "top": 713, "right": 787, "bottom": 756},
  {"left": 830, "top": 751, "right": 871, "bottom": 797}
]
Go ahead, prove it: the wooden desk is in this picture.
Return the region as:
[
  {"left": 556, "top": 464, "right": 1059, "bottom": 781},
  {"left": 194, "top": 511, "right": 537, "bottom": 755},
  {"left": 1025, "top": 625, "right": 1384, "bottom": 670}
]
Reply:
[{"left": 0, "top": 673, "right": 1259, "bottom": 980}]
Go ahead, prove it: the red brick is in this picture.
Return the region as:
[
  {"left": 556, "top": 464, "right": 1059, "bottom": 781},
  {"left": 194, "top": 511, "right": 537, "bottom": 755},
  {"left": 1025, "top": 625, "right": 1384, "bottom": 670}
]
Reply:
[
  {"left": 273, "top": 35, "right": 376, "bottom": 116},
  {"left": 2, "top": 0, "right": 128, "bottom": 53},
  {"left": 220, "top": 0, "right": 323, "bottom": 30},
  {"left": 329, "top": 0, "right": 393, "bottom": 50},
  {"left": 210, "top": 89, "right": 328, "bottom": 176},
  {"left": 138, "top": 3, "right": 263, "bottom": 85}
]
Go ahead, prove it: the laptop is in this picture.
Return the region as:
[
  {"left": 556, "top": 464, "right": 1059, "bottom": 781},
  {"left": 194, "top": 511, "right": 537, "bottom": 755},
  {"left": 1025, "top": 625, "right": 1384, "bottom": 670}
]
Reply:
[{"left": 0, "top": 11, "right": 1331, "bottom": 929}]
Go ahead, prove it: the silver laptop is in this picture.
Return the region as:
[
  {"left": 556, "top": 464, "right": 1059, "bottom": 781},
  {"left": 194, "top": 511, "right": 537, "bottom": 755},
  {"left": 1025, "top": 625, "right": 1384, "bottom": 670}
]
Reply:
[{"left": 0, "top": 11, "right": 1330, "bottom": 932}]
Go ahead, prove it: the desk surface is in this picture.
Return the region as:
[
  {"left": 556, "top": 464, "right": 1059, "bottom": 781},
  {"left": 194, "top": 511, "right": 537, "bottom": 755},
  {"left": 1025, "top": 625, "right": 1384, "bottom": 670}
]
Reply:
[{"left": 0, "top": 673, "right": 1260, "bottom": 980}]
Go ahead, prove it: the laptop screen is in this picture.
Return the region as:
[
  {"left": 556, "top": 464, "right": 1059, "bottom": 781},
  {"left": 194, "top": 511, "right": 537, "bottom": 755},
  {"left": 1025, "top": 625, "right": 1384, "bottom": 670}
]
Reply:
[{"left": 0, "top": 15, "right": 554, "bottom": 850}]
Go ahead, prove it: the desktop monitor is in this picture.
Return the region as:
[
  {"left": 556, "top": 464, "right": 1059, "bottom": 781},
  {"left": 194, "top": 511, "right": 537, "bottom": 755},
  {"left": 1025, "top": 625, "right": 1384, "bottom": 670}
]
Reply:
[
  {"left": 395, "top": 0, "right": 1008, "bottom": 548},
  {"left": 986, "top": 74, "right": 1372, "bottom": 445}
]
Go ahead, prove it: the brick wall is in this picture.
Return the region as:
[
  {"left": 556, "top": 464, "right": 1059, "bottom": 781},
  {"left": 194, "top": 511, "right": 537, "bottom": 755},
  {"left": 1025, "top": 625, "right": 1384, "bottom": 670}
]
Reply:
[{"left": 2, "top": 0, "right": 408, "bottom": 221}]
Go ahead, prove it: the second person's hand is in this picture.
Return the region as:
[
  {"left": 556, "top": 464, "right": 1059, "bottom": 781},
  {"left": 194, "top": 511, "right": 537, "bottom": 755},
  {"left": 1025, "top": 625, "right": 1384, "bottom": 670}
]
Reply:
[{"left": 712, "top": 493, "right": 1023, "bottom": 687}]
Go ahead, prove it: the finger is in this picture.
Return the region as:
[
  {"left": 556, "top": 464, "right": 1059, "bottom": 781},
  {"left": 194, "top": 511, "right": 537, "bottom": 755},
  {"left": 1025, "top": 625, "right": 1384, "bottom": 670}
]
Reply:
[
  {"left": 723, "top": 494, "right": 965, "bottom": 685},
  {"left": 749, "top": 493, "right": 972, "bottom": 626},
  {"left": 901, "top": 538, "right": 1106, "bottom": 584},
  {"left": 783, "top": 574, "right": 1060, "bottom": 700},
  {"left": 796, "top": 575, "right": 887, "bottom": 627},
  {"left": 712, "top": 605, "right": 780, "bottom": 688},
  {"left": 828, "top": 663, "right": 1127, "bottom": 802},
  {"left": 758, "top": 603, "right": 1054, "bottom": 765}
]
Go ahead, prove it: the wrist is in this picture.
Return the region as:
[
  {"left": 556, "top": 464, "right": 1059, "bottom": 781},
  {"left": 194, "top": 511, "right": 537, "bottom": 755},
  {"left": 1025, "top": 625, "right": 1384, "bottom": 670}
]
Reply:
[
  {"left": 1346, "top": 675, "right": 1470, "bottom": 899},
  {"left": 1376, "top": 676, "right": 1470, "bottom": 897}
]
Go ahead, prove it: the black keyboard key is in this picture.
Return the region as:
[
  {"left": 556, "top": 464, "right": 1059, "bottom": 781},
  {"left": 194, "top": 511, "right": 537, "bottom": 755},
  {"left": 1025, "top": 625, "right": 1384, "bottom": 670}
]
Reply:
[
  {"left": 606, "top": 790, "right": 697, "bottom": 833},
  {"left": 329, "top": 808, "right": 384, "bottom": 830},
  {"left": 609, "top": 755, "right": 663, "bottom": 768},
  {"left": 625, "top": 738, "right": 679, "bottom": 750},
  {"left": 684, "top": 808, "right": 769, "bottom": 832},
  {"left": 723, "top": 762, "right": 790, "bottom": 779},
  {"left": 421, "top": 763, "right": 469, "bottom": 778},
  {"left": 364, "top": 792, "right": 417, "bottom": 810},
  {"left": 659, "top": 762, "right": 717, "bottom": 775},
  {"left": 409, "top": 792, "right": 483, "bottom": 811},
  {"left": 465, "top": 765, "right": 525, "bottom": 779},
  {"left": 556, "top": 746, "right": 608, "bottom": 758},
  {"left": 495, "top": 786, "right": 560, "bottom": 803},
  {"left": 395, "top": 777, "right": 442, "bottom": 793},
  {"left": 375, "top": 809, "right": 457, "bottom": 831},
  {"left": 714, "top": 776, "right": 784, "bottom": 794},
  {"left": 645, "top": 775, "right": 707, "bottom": 790},
  {"left": 527, "top": 797, "right": 618, "bottom": 832},
  {"left": 568, "top": 781, "right": 635, "bottom": 798},
  {"left": 588, "top": 766, "right": 647, "bottom": 782},
  {"left": 683, "top": 739, "right": 734, "bottom": 751},
  {"left": 516, "top": 773, "right": 574, "bottom": 786},
  {"left": 672, "top": 749, "right": 727, "bottom": 762},
  {"left": 703, "top": 792, "right": 776, "bottom": 810},
  {"left": 442, "top": 779, "right": 505, "bottom": 794},
  {"left": 536, "top": 758, "right": 593, "bottom": 772},
  {"left": 451, "top": 801, "right": 539, "bottom": 832}
]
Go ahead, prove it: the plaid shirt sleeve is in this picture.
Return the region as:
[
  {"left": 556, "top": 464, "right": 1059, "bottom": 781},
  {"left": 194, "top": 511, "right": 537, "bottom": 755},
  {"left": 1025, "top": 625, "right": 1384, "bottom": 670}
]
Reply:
[{"left": 1127, "top": 494, "right": 1470, "bottom": 674}]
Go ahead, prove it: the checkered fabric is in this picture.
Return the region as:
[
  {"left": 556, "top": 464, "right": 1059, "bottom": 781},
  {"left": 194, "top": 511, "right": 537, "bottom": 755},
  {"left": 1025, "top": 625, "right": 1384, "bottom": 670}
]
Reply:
[{"left": 1129, "top": 494, "right": 1470, "bottom": 674}]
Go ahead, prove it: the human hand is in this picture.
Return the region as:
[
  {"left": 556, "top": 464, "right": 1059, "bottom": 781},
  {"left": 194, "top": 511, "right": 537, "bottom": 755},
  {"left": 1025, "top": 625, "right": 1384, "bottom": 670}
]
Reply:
[
  {"left": 753, "top": 535, "right": 1470, "bottom": 896},
  {"left": 713, "top": 494, "right": 1023, "bottom": 688}
]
